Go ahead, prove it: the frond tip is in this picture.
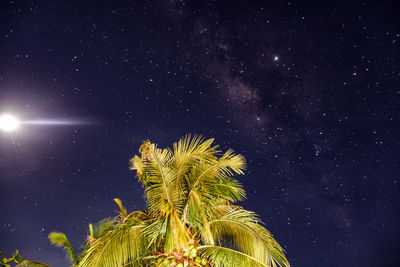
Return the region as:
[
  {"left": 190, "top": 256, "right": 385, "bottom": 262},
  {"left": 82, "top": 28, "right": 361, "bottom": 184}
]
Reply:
[
  {"left": 114, "top": 198, "right": 128, "bottom": 218},
  {"left": 16, "top": 260, "right": 51, "bottom": 267},
  {"left": 48, "top": 232, "right": 79, "bottom": 265}
]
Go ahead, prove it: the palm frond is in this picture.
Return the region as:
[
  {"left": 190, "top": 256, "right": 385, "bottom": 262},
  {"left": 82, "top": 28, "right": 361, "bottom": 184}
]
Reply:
[
  {"left": 208, "top": 207, "right": 289, "bottom": 267},
  {"left": 78, "top": 218, "right": 149, "bottom": 267},
  {"left": 191, "top": 150, "right": 246, "bottom": 190},
  {"left": 143, "top": 144, "right": 177, "bottom": 215},
  {"left": 173, "top": 134, "right": 217, "bottom": 182},
  {"left": 141, "top": 218, "right": 163, "bottom": 248},
  {"left": 198, "top": 245, "right": 271, "bottom": 267},
  {"left": 181, "top": 157, "right": 246, "bottom": 229},
  {"left": 217, "top": 149, "right": 247, "bottom": 176},
  {"left": 129, "top": 155, "right": 147, "bottom": 184},
  {"left": 91, "top": 217, "right": 115, "bottom": 239},
  {"left": 16, "top": 260, "right": 51, "bottom": 267},
  {"left": 114, "top": 198, "right": 128, "bottom": 218},
  {"left": 48, "top": 232, "right": 79, "bottom": 265},
  {"left": 213, "top": 176, "right": 246, "bottom": 203},
  {"left": 172, "top": 135, "right": 218, "bottom": 217}
]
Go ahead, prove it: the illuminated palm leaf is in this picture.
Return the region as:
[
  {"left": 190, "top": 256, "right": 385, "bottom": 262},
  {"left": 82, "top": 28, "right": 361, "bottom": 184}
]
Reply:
[
  {"left": 207, "top": 206, "right": 289, "bottom": 267},
  {"left": 78, "top": 215, "right": 150, "bottom": 267},
  {"left": 48, "top": 232, "right": 79, "bottom": 265},
  {"left": 198, "top": 245, "right": 272, "bottom": 267},
  {"left": 16, "top": 260, "right": 51, "bottom": 267}
]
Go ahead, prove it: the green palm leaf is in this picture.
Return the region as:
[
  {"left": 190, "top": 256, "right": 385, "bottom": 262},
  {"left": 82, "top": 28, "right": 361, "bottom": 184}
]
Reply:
[
  {"left": 198, "top": 245, "right": 272, "bottom": 267},
  {"left": 208, "top": 207, "right": 289, "bottom": 267},
  {"left": 48, "top": 232, "right": 79, "bottom": 265},
  {"left": 16, "top": 260, "right": 51, "bottom": 267},
  {"left": 78, "top": 218, "right": 149, "bottom": 267}
]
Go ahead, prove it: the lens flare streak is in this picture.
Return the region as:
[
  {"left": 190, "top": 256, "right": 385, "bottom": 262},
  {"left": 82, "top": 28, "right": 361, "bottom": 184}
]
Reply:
[{"left": 21, "top": 120, "right": 91, "bottom": 125}]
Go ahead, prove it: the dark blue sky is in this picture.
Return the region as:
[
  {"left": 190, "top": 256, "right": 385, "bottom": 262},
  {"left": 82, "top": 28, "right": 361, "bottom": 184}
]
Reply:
[{"left": 1, "top": 1, "right": 399, "bottom": 266}]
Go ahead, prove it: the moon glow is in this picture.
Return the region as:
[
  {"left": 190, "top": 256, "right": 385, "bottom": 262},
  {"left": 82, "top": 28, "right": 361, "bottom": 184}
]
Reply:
[{"left": 0, "top": 114, "right": 20, "bottom": 132}]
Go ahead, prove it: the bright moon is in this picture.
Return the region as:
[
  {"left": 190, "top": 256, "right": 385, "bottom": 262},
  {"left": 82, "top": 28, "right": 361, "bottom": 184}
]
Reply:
[{"left": 0, "top": 114, "right": 20, "bottom": 132}]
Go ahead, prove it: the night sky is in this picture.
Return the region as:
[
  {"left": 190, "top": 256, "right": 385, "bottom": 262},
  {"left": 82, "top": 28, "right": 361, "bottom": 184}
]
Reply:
[{"left": 1, "top": 1, "right": 399, "bottom": 266}]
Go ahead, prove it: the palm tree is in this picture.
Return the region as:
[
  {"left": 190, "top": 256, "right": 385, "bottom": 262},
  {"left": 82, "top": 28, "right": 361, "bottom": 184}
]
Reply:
[{"left": 77, "top": 135, "right": 289, "bottom": 267}]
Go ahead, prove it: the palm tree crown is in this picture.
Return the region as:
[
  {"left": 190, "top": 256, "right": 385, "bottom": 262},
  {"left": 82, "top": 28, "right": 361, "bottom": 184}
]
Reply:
[{"left": 55, "top": 135, "right": 289, "bottom": 267}]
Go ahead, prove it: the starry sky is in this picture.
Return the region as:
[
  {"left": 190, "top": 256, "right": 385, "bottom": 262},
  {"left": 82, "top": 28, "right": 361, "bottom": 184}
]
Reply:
[{"left": 1, "top": 1, "right": 399, "bottom": 266}]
